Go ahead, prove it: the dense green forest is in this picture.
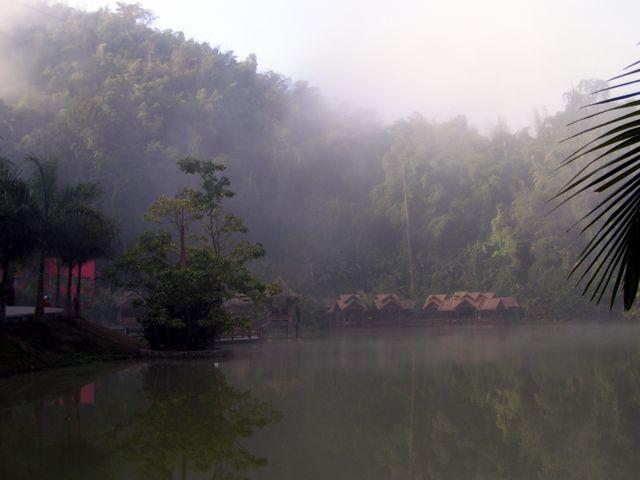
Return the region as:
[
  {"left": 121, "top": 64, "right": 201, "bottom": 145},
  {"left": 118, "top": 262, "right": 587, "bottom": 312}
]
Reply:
[{"left": 0, "top": 3, "right": 622, "bottom": 318}]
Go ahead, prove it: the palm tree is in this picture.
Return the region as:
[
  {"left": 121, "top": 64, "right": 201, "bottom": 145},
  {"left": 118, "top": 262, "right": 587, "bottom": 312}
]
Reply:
[
  {"left": 0, "top": 158, "right": 37, "bottom": 322},
  {"left": 555, "top": 56, "right": 640, "bottom": 310},
  {"left": 55, "top": 207, "right": 117, "bottom": 317},
  {"left": 27, "top": 155, "right": 107, "bottom": 320},
  {"left": 28, "top": 156, "right": 57, "bottom": 320}
]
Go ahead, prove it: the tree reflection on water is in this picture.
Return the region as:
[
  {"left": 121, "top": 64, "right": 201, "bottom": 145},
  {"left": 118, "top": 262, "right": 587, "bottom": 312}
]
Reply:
[
  {"left": 4, "top": 327, "right": 640, "bottom": 480},
  {"left": 230, "top": 328, "right": 640, "bottom": 480},
  {"left": 0, "top": 362, "right": 280, "bottom": 480},
  {"left": 119, "top": 363, "right": 281, "bottom": 480}
]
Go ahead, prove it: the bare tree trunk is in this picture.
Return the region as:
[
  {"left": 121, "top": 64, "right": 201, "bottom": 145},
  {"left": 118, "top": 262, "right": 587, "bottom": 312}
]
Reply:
[
  {"left": 65, "top": 263, "right": 74, "bottom": 318},
  {"left": 34, "top": 252, "right": 46, "bottom": 321},
  {"left": 55, "top": 261, "right": 61, "bottom": 307},
  {"left": 179, "top": 224, "right": 187, "bottom": 265},
  {"left": 74, "top": 263, "right": 82, "bottom": 318},
  {"left": 401, "top": 159, "right": 416, "bottom": 296}
]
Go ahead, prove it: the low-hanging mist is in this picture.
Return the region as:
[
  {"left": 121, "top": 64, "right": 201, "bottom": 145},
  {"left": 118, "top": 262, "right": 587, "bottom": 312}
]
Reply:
[{"left": 0, "top": 2, "right": 624, "bottom": 318}]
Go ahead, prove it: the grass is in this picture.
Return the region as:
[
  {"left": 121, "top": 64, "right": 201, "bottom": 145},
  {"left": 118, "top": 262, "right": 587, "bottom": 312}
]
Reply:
[{"left": 0, "top": 317, "right": 143, "bottom": 376}]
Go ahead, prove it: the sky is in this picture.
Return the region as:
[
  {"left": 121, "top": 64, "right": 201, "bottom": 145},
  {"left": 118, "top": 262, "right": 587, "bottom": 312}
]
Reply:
[{"left": 32, "top": 0, "right": 640, "bottom": 129}]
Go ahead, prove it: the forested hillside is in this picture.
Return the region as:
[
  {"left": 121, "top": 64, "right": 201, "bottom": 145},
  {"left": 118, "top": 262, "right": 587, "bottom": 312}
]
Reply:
[{"left": 0, "top": 3, "right": 618, "bottom": 318}]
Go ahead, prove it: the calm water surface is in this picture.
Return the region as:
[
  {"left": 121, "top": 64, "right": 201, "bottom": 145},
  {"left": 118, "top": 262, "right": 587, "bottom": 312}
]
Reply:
[{"left": 3, "top": 324, "right": 640, "bottom": 479}]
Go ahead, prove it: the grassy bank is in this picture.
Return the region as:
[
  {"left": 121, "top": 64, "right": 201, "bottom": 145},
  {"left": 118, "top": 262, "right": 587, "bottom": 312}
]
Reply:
[{"left": 0, "top": 318, "right": 143, "bottom": 376}]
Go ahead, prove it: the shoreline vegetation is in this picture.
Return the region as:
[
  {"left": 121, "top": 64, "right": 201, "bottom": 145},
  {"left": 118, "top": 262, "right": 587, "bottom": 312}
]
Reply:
[
  {"left": 0, "top": 317, "right": 234, "bottom": 377},
  {"left": 0, "top": 315, "right": 630, "bottom": 378}
]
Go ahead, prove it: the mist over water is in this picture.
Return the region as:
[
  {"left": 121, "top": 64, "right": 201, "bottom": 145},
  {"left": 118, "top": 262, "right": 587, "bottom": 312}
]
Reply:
[
  {"left": 4, "top": 325, "right": 640, "bottom": 479},
  {"left": 3, "top": 2, "right": 640, "bottom": 479}
]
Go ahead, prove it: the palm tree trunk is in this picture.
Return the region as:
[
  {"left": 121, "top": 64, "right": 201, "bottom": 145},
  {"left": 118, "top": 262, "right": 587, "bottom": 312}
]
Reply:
[
  {"left": 65, "top": 263, "right": 74, "bottom": 318},
  {"left": 55, "top": 261, "right": 61, "bottom": 307},
  {"left": 74, "top": 263, "right": 82, "bottom": 318},
  {"left": 34, "top": 252, "right": 46, "bottom": 321}
]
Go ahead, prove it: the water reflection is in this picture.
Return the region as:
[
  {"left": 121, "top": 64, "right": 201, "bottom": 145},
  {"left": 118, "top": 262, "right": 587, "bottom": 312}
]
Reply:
[
  {"left": 223, "top": 326, "right": 640, "bottom": 480},
  {"left": 3, "top": 326, "right": 640, "bottom": 479},
  {"left": 0, "top": 362, "right": 280, "bottom": 479},
  {"left": 119, "top": 364, "right": 281, "bottom": 479}
]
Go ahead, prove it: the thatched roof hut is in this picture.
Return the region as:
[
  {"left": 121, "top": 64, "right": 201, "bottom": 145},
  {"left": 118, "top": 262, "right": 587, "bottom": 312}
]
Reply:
[
  {"left": 373, "top": 293, "right": 402, "bottom": 311},
  {"left": 328, "top": 294, "right": 367, "bottom": 314}
]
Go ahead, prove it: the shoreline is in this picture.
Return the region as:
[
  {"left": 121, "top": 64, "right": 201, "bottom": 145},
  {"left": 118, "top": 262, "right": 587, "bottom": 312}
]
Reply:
[{"left": 0, "top": 317, "right": 631, "bottom": 378}]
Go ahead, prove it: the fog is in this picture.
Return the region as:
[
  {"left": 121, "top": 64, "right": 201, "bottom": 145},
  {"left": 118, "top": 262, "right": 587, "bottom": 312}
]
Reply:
[
  {"left": 63, "top": 0, "right": 640, "bottom": 130},
  {"left": 3, "top": 3, "right": 640, "bottom": 478},
  {"left": 0, "top": 1, "right": 633, "bottom": 318}
]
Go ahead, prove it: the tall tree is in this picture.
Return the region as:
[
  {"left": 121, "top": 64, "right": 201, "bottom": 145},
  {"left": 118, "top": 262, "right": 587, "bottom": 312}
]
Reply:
[
  {"left": 28, "top": 156, "right": 56, "bottom": 320},
  {"left": 28, "top": 156, "right": 108, "bottom": 319},
  {"left": 54, "top": 207, "right": 117, "bottom": 317},
  {"left": 110, "top": 158, "right": 268, "bottom": 350},
  {"left": 145, "top": 190, "right": 197, "bottom": 265},
  {"left": 0, "top": 159, "right": 36, "bottom": 322}
]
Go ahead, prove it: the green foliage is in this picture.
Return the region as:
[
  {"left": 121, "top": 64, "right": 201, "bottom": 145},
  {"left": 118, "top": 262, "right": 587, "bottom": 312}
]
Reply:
[
  {"left": 0, "top": 4, "right": 627, "bottom": 318},
  {"left": 27, "top": 155, "right": 117, "bottom": 317},
  {"left": 554, "top": 64, "right": 640, "bottom": 310},
  {"left": 118, "top": 364, "right": 281, "bottom": 480},
  {"left": 0, "top": 158, "right": 37, "bottom": 320},
  {"left": 110, "top": 158, "right": 268, "bottom": 349}
]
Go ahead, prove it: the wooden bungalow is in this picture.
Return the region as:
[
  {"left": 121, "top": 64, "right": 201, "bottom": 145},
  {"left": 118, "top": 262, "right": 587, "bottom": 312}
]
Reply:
[
  {"left": 328, "top": 293, "right": 367, "bottom": 327},
  {"left": 477, "top": 296, "right": 523, "bottom": 322},
  {"left": 373, "top": 293, "right": 402, "bottom": 324},
  {"left": 422, "top": 294, "right": 448, "bottom": 319},
  {"left": 420, "top": 291, "right": 513, "bottom": 324},
  {"left": 436, "top": 296, "right": 478, "bottom": 322},
  {"left": 477, "top": 297, "right": 506, "bottom": 321}
]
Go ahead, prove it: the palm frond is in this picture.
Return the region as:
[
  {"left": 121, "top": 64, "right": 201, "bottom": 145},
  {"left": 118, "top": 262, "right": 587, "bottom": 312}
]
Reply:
[{"left": 558, "top": 55, "right": 640, "bottom": 310}]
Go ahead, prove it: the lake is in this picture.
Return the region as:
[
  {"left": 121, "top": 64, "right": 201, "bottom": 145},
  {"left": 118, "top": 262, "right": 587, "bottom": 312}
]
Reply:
[{"left": 2, "top": 324, "right": 640, "bottom": 479}]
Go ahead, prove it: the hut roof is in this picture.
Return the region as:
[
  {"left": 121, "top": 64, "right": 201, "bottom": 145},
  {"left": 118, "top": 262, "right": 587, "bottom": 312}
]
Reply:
[
  {"left": 423, "top": 294, "right": 448, "bottom": 309},
  {"left": 478, "top": 297, "right": 505, "bottom": 311},
  {"left": 374, "top": 293, "right": 401, "bottom": 310},
  {"left": 438, "top": 297, "right": 477, "bottom": 312},
  {"left": 330, "top": 294, "right": 367, "bottom": 313},
  {"left": 437, "top": 298, "right": 459, "bottom": 312}
]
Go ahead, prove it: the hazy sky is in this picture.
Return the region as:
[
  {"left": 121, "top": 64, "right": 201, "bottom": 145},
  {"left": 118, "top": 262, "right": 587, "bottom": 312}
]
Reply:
[{"left": 45, "top": 1, "right": 640, "bottom": 128}]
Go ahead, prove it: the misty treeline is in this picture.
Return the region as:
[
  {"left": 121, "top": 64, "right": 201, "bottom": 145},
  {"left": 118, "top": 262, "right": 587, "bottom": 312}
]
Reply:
[{"left": 0, "top": 3, "right": 621, "bottom": 318}]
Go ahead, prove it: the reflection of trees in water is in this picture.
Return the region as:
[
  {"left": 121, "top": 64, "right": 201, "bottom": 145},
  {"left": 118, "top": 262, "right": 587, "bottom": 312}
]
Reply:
[
  {"left": 118, "top": 363, "right": 281, "bottom": 480},
  {"left": 0, "top": 362, "right": 280, "bottom": 480},
  {"left": 239, "top": 339, "right": 640, "bottom": 480}
]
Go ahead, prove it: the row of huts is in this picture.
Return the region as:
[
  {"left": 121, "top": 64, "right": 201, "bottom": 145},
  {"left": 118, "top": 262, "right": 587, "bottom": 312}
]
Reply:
[{"left": 326, "top": 291, "right": 522, "bottom": 326}]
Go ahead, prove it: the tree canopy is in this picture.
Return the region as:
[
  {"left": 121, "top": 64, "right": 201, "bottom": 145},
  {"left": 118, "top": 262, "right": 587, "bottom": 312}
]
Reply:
[{"left": 0, "top": 4, "right": 627, "bottom": 317}]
